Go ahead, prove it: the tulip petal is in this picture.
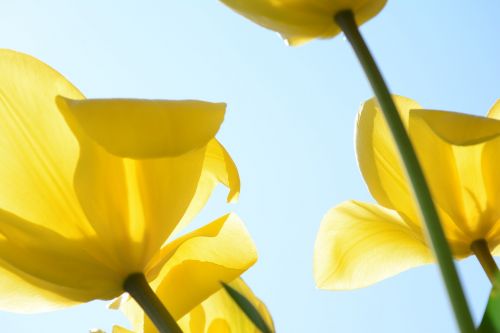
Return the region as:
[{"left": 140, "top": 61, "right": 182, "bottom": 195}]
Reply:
[
  {"left": 0, "top": 49, "right": 91, "bottom": 238},
  {"left": 0, "top": 209, "right": 121, "bottom": 312},
  {"left": 172, "top": 139, "right": 240, "bottom": 237},
  {"left": 410, "top": 110, "right": 500, "bottom": 247},
  {"left": 72, "top": 142, "right": 207, "bottom": 273},
  {"left": 57, "top": 97, "right": 225, "bottom": 158},
  {"left": 115, "top": 214, "right": 257, "bottom": 333},
  {"left": 219, "top": 0, "right": 386, "bottom": 46},
  {"left": 137, "top": 214, "right": 257, "bottom": 324},
  {"left": 487, "top": 99, "right": 500, "bottom": 120},
  {"left": 178, "top": 278, "right": 274, "bottom": 333},
  {"left": 411, "top": 109, "right": 500, "bottom": 146},
  {"left": 113, "top": 326, "right": 135, "bottom": 333},
  {"left": 356, "top": 96, "right": 421, "bottom": 223},
  {"left": 204, "top": 140, "right": 240, "bottom": 204},
  {"left": 479, "top": 138, "right": 500, "bottom": 246},
  {"left": 314, "top": 200, "right": 432, "bottom": 289}
]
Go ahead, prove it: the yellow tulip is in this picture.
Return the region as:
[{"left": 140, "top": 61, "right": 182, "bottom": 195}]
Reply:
[
  {"left": 314, "top": 95, "right": 500, "bottom": 289},
  {"left": 0, "top": 49, "right": 256, "bottom": 315},
  {"left": 219, "top": 0, "right": 387, "bottom": 46},
  {"left": 111, "top": 278, "right": 274, "bottom": 333}
]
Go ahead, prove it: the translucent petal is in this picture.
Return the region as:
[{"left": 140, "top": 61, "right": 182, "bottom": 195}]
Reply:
[
  {"left": 219, "top": 0, "right": 386, "bottom": 46},
  {"left": 178, "top": 278, "right": 275, "bottom": 333},
  {"left": 487, "top": 99, "right": 500, "bottom": 120},
  {"left": 0, "top": 210, "right": 121, "bottom": 312},
  {"left": 0, "top": 49, "right": 91, "bottom": 238},
  {"left": 118, "top": 214, "right": 257, "bottom": 329},
  {"left": 72, "top": 142, "right": 207, "bottom": 274},
  {"left": 172, "top": 139, "right": 240, "bottom": 237},
  {"left": 57, "top": 97, "right": 225, "bottom": 158},
  {"left": 314, "top": 200, "right": 432, "bottom": 289},
  {"left": 411, "top": 109, "right": 500, "bottom": 146},
  {"left": 113, "top": 326, "right": 135, "bottom": 333},
  {"left": 410, "top": 110, "right": 500, "bottom": 248},
  {"left": 356, "top": 95, "right": 421, "bottom": 223}
]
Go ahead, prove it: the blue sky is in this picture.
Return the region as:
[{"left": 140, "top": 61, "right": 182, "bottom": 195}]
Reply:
[{"left": 0, "top": 1, "right": 499, "bottom": 332}]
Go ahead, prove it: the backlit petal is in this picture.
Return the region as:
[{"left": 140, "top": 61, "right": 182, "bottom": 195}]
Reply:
[
  {"left": 220, "top": 0, "right": 386, "bottom": 46},
  {"left": 487, "top": 99, "right": 500, "bottom": 120},
  {"left": 57, "top": 97, "right": 225, "bottom": 158},
  {"left": 113, "top": 326, "right": 135, "bottom": 333},
  {"left": 72, "top": 142, "right": 207, "bottom": 275},
  {"left": 120, "top": 214, "right": 257, "bottom": 329},
  {"left": 478, "top": 137, "right": 500, "bottom": 248},
  {"left": 411, "top": 110, "right": 500, "bottom": 146},
  {"left": 410, "top": 110, "right": 500, "bottom": 249},
  {"left": 356, "top": 96, "right": 421, "bottom": 223},
  {"left": 0, "top": 49, "right": 91, "bottom": 238},
  {"left": 314, "top": 200, "right": 432, "bottom": 289},
  {"left": 172, "top": 139, "right": 240, "bottom": 237},
  {"left": 178, "top": 278, "right": 275, "bottom": 333},
  {"left": 0, "top": 210, "right": 121, "bottom": 312}
]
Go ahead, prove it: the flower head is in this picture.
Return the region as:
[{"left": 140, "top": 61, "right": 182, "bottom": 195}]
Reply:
[
  {"left": 314, "top": 95, "right": 500, "bottom": 289},
  {"left": 219, "top": 0, "right": 387, "bottom": 46},
  {"left": 0, "top": 49, "right": 256, "bottom": 314},
  {"left": 111, "top": 278, "right": 274, "bottom": 333}
]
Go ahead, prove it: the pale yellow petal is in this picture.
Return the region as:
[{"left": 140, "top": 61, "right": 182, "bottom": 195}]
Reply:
[
  {"left": 487, "top": 99, "right": 500, "bottom": 120},
  {"left": 113, "top": 326, "right": 135, "bottom": 333},
  {"left": 57, "top": 97, "right": 225, "bottom": 158},
  {"left": 411, "top": 109, "right": 500, "bottom": 146},
  {"left": 72, "top": 142, "right": 207, "bottom": 275},
  {"left": 203, "top": 140, "right": 240, "bottom": 203},
  {"left": 178, "top": 278, "right": 274, "bottom": 333},
  {"left": 171, "top": 139, "right": 240, "bottom": 237},
  {"left": 410, "top": 110, "right": 500, "bottom": 249},
  {"left": 150, "top": 214, "right": 257, "bottom": 320},
  {"left": 118, "top": 214, "right": 257, "bottom": 331},
  {"left": 0, "top": 210, "right": 121, "bottom": 312},
  {"left": 356, "top": 95, "right": 421, "bottom": 223},
  {"left": 479, "top": 137, "right": 500, "bottom": 248},
  {"left": 220, "top": 0, "right": 386, "bottom": 46},
  {"left": 0, "top": 49, "right": 91, "bottom": 238},
  {"left": 314, "top": 201, "right": 432, "bottom": 289}
]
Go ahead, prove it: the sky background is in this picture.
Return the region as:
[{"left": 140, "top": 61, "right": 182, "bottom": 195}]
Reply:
[{"left": 0, "top": 1, "right": 499, "bottom": 332}]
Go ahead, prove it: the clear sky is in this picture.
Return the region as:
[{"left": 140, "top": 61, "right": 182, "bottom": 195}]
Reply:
[{"left": 0, "top": 1, "right": 499, "bottom": 332}]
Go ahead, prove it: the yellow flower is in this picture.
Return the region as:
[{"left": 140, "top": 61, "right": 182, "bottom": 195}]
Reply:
[
  {"left": 314, "top": 95, "right": 500, "bottom": 289},
  {"left": 112, "top": 278, "right": 274, "bottom": 333},
  {"left": 0, "top": 49, "right": 257, "bottom": 314},
  {"left": 219, "top": 0, "right": 387, "bottom": 46}
]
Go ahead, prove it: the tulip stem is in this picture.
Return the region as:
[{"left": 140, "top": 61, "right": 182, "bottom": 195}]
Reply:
[
  {"left": 335, "top": 10, "right": 474, "bottom": 333},
  {"left": 123, "top": 273, "right": 182, "bottom": 333},
  {"left": 471, "top": 239, "right": 499, "bottom": 284}
]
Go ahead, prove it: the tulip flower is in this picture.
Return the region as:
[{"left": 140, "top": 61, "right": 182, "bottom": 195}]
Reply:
[
  {"left": 219, "top": 0, "right": 386, "bottom": 46},
  {"left": 314, "top": 95, "right": 500, "bottom": 289},
  {"left": 110, "top": 278, "right": 274, "bottom": 333},
  {"left": 0, "top": 49, "right": 257, "bottom": 320}
]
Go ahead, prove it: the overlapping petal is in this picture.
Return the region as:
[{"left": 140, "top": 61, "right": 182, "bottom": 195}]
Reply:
[
  {"left": 113, "top": 277, "right": 273, "bottom": 333},
  {"left": 410, "top": 110, "right": 500, "bottom": 246},
  {"left": 314, "top": 200, "right": 432, "bottom": 289},
  {"left": 0, "top": 49, "right": 249, "bottom": 312},
  {"left": 114, "top": 214, "right": 257, "bottom": 332},
  {"left": 316, "top": 95, "right": 500, "bottom": 290},
  {"left": 219, "top": 0, "right": 386, "bottom": 46},
  {"left": 356, "top": 96, "right": 421, "bottom": 224},
  {"left": 177, "top": 278, "right": 274, "bottom": 333},
  {"left": 57, "top": 97, "right": 225, "bottom": 159},
  {"left": 0, "top": 49, "right": 91, "bottom": 239}
]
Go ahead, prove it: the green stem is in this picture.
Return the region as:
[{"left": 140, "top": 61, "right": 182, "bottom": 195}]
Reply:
[
  {"left": 334, "top": 10, "right": 474, "bottom": 333},
  {"left": 123, "top": 273, "right": 182, "bottom": 333},
  {"left": 471, "top": 239, "right": 499, "bottom": 284}
]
